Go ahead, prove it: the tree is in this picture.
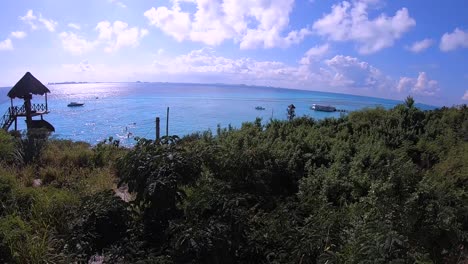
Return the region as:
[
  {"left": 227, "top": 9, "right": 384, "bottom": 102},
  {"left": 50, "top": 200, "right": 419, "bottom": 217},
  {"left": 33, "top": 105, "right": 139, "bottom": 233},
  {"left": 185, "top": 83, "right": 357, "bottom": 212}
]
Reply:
[
  {"left": 404, "top": 96, "right": 415, "bottom": 109},
  {"left": 287, "top": 104, "right": 296, "bottom": 121}
]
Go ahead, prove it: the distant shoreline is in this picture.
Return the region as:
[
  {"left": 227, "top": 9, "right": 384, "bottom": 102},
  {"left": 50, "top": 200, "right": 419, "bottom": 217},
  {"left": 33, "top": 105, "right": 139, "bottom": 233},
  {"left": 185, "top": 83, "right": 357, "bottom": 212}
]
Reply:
[{"left": 0, "top": 81, "right": 440, "bottom": 109}]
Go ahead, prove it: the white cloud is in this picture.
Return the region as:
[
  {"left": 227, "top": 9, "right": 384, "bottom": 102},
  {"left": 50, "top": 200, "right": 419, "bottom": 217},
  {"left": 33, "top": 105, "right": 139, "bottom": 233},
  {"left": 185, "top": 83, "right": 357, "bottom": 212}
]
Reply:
[
  {"left": 407, "top": 38, "right": 432, "bottom": 53},
  {"left": 68, "top": 23, "right": 81, "bottom": 30},
  {"left": 59, "top": 32, "right": 97, "bottom": 55},
  {"left": 108, "top": 0, "right": 127, "bottom": 8},
  {"left": 140, "top": 29, "right": 149, "bottom": 38},
  {"left": 19, "top": 10, "right": 57, "bottom": 32},
  {"left": 312, "top": 1, "right": 416, "bottom": 54},
  {"left": 144, "top": 0, "right": 310, "bottom": 49},
  {"left": 19, "top": 10, "right": 38, "bottom": 30},
  {"left": 148, "top": 48, "right": 309, "bottom": 87},
  {"left": 144, "top": 6, "right": 191, "bottom": 42},
  {"left": 10, "top": 31, "right": 27, "bottom": 39},
  {"left": 96, "top": 21, "right": 113, "bottom": 40},
  {"left": 325, "top": 55, "right": 390, "bottom": 90},
  {"left": 39, "top": 15, "right": 58, "bottom": 32},
  {"left": 462, "top": 90, "right": 468, "bottom": 101},
  {"left": 300, "top": 44, "right": 330, "bottom": 65},
  {"left": 96, "top": 21, "right": 148, "bottom": 52},
  {"left": 0, "top": 39, "right": 13, "bottom": 51},
  {"left": 440, "top": 28, "right": 468, "bottom": 52},
  {"left": 60, "top": 20, "right": 147, "bottom": 55},
  {"left": 397, "top": 72, "right": 439, "bottom": 96}
]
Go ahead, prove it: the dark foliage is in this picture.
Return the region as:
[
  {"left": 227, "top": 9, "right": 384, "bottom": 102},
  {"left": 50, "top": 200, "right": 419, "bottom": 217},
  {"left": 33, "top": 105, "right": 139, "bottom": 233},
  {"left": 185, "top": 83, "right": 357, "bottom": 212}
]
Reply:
[
  {"left": 1, "top": 101, "right": 467, "bottom": 263},
  {"left": 102, "top": 103, "right": 468, "bottom": 263},
  {"left": 65, "top": 190, "right": 130, "bottom": 261}
]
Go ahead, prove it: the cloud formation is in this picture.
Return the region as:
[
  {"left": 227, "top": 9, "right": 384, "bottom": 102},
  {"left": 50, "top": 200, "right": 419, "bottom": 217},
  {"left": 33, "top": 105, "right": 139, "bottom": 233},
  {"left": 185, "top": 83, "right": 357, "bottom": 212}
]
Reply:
[
  {"left": 96, "top": 21, "right": 148, "bottom": 52},
  {"left": 39, "top": 15, "right": 58, "bottom": 32},
  {"left": 19, "top": 10, "right": 37, "bottom": 30},
  {"left": 407, "top": 38, "right": 432, "bottom": 53},
  {"left": 10, "top": 31, "right": 27, "bottom": 39},
  {"left": 60, "top": 20, "right": 147, "bottom": 55},
  {"left": 0, "top": 39, "right": 13, "bottom": 51},
  {"left": 463, "top": 90, "right": 468, "bottom": 101},
  {"left": 325, "top": 55, "right": 390, "bottom": 90},
  {"left": 108, "top": 0, "right": 126, "bottom": 8},
  {"left": 312, "top": 0, "right": 416, "bottom": 54},
  {"left": 19, "top": 10, "right": 57, "bottom": 32},
  {"left": 59, "top": 32, "right": 97, "bottom": 55},
  {"left": 440, "top": 28, "right": 468, "bottom": 52},
  {"left": 144, "top": 0, "right": 310, "bottom": 49},
  {"left": 68, "top": 23, "right": 81, "bottom": 30},
  {"left": 299, "top": 44, "right": 330, "bottom": 65},
  {"left": 397, "top": 72, "right": 439, "bottom": 96}
]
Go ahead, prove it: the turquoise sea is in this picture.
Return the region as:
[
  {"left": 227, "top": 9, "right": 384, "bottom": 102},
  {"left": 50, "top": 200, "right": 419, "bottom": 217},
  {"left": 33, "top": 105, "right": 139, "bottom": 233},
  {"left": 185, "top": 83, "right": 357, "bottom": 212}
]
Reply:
[{"left": 0, "top": 82, "right": 435, "bottom": 146}]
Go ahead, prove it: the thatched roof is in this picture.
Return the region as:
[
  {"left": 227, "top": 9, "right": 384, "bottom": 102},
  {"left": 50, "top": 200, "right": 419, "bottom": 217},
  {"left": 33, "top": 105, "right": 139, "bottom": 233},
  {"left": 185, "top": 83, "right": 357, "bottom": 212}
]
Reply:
[{"left": 7, "top": 72, "right": 50, "bottom": 99}]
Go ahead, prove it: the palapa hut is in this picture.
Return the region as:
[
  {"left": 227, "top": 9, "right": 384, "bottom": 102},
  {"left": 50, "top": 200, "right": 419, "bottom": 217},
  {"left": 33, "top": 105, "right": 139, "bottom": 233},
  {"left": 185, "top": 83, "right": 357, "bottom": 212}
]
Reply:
[{"left": 0, "top": 72, "right": 54, "bottom": 132}]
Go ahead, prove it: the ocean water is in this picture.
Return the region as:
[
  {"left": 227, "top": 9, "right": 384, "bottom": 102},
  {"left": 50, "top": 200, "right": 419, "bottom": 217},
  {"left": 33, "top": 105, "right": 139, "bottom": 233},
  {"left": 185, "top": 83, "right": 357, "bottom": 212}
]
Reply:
[{"left": 0, "top": 82, "right": 435, "bottom": 146}]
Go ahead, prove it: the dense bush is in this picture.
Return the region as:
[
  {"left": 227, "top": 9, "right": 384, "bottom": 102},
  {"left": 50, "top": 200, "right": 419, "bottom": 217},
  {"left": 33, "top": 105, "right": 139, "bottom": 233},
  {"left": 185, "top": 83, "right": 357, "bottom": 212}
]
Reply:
[
  {"left": 65, "top": 190, "right": 130, "bottom": 261},
  {"left": 0, "top": 130, "right": 14, "bottom": 162}
]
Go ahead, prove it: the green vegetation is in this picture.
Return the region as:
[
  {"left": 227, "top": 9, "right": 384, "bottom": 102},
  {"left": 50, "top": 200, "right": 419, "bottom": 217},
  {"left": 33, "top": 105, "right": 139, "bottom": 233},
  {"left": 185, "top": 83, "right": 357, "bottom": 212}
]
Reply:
[{"left": 0, "top": 99, "right": 466, "bottom": 263}]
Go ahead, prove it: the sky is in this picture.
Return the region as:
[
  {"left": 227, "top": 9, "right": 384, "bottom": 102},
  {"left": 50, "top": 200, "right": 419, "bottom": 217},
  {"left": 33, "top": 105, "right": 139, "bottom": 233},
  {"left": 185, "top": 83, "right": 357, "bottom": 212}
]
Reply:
[{"left": 0, "top": 0, "right": 467, "bottom": 106}]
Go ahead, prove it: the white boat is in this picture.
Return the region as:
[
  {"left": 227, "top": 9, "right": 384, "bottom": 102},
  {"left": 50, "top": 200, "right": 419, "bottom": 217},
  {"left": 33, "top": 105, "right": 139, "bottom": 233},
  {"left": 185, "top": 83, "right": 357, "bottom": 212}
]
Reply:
[
  {"left": 67, "top": 102, "right": 84, "bottom": 107},
  {"left": 311, "top": 104, "right": 336, "bottom": 112}
]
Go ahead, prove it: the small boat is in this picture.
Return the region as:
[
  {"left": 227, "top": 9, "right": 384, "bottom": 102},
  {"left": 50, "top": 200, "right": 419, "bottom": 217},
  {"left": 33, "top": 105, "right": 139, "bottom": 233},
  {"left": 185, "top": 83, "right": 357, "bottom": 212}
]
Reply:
[
  {"left": 311, "top": 104, "right": 336, "bottom": 112},
  {"left": 67, "top": 102, "right": 84, "bottom": 107},
  {"left": 255, "top": 106, "right": 266, "bottom": 110}
]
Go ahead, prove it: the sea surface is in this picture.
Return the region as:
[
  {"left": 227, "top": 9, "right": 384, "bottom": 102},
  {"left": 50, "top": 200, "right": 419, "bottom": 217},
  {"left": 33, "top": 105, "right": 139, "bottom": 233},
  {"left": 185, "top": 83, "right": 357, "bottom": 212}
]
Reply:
[{"left": 0, "top": 82, "right": 435, "bottom": 146}]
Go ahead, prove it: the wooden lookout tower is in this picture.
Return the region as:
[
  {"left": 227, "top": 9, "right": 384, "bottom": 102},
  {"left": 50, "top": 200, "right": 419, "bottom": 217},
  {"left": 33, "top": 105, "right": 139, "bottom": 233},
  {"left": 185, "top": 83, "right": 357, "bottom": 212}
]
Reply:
[{"left": 0, "top": 72, "right": 54, "bottom": 132}]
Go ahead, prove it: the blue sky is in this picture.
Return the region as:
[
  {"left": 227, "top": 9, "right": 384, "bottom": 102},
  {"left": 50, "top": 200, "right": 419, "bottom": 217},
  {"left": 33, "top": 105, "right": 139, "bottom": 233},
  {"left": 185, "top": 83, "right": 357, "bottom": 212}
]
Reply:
[{"left": 0, "top": 0, "right": 467, "bottom": 106}]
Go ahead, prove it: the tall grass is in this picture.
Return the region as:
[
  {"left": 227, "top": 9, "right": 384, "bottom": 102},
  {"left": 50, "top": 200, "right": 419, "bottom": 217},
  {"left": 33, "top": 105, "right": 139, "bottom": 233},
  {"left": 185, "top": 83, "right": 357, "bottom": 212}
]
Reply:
[{"left": 0, "top": 134, "right": 125, "bottom": 263}]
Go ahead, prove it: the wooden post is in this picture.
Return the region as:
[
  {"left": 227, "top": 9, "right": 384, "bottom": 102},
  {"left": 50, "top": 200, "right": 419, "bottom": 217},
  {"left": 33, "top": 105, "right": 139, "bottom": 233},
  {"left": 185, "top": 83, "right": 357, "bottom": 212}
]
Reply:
[
  {"left": 166, "top": 107, "right": 169, "bottom": 137},
  {"left": 14, "top": 117, "right": 17, "bottom": 131},
  {"left": 24, "top": 94, "right": 32, "bottom": 129},
  {"left": 45, "top": 93, "right": 48, "bottom": 111},
  {"left": 156, "top": 117, "right": 160, "bottom": 140}
]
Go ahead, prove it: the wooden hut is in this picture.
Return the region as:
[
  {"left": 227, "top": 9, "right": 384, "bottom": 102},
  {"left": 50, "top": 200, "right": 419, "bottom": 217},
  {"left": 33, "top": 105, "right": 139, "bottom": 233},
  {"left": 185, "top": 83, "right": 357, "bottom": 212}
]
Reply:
[{"left": 0, "top": 72, "right": 54, "bottom": 132}]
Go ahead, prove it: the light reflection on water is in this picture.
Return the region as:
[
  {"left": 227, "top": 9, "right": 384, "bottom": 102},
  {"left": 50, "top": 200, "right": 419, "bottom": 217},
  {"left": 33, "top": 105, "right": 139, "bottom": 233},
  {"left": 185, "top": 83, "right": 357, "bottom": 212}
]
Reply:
[{"left": 0, "top": 83, "right": 434, "bottom": 146}]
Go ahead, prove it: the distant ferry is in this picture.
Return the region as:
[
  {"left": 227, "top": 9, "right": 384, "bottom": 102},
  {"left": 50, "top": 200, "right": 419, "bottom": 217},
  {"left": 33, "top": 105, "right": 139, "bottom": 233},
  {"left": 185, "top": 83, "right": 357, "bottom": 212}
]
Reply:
[
  {"left": 67, "top": 102, "right": 84, "bottom": 107},
  {"left": 311, "top": 104, "right": 336, "bottom": 112}
]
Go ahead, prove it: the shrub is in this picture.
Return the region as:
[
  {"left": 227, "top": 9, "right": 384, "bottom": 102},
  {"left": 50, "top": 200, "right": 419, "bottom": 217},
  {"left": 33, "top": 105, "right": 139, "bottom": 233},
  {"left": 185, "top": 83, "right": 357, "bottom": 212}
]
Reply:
[
  {"left": 0, "top": 129, "right": 14, "bottom": 162},
  {"left": 66, "top": 190, "right": 130, "bottom": 261}
]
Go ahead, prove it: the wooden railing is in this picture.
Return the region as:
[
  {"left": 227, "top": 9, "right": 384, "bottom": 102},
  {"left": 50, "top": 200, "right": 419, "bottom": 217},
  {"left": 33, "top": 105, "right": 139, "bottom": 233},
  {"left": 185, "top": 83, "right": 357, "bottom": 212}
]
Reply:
[
  {"left": 31, "top": 103, "right": 48, "bottom": 112},
  {"left": 1, "top": 104, "right": 49, "bottom": 130},
  {"left": 7, "top": 104, "right": 48, "bottom": 116}
]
